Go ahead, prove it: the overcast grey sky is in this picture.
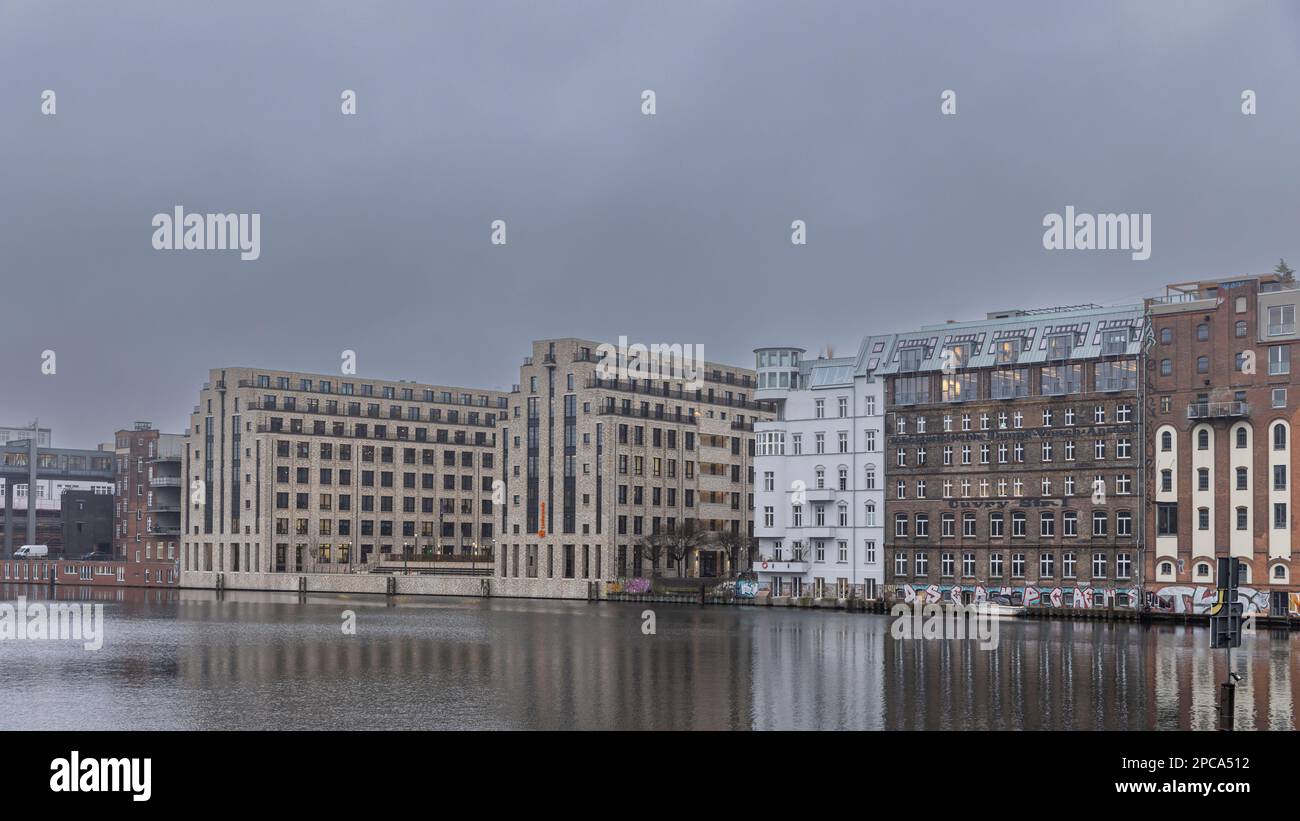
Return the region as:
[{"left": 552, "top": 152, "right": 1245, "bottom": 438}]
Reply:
[{"left": 2, "top": 0, "right": 1298, "bottom": 448}]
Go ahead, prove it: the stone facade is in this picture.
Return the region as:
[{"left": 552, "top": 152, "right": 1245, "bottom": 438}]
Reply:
[
  {"left": 496, "top": 338, "right": 772, "bottom": 593},
  {"left": 181, "top": 367, "right": 508, "bottom": 578}
]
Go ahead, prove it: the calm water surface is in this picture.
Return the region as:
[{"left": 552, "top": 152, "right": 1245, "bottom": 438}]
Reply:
[{"left": 2, "top": 584, "right": 1296, "bottom": 730}]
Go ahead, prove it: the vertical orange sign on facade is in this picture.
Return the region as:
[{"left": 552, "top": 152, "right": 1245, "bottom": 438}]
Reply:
[{"left": 539, "top": 502, "right": 546, "bottom": 537}]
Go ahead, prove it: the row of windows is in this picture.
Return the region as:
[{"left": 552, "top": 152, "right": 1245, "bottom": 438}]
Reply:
[
  {"left": 1158, "top": 464, "right": 1288, "bottom": 493},
  {"left": 895, "top": 437, "right": 1132, "bottom": 467},
  {"left": 1155, "top": 501, "right": 1289, "bottom": 533},
  {"left": 895, "top": 473, "right": 1133, "bottom": 499},
  {"left": 251, "top": 374, "right": 505, "bottom": 408},
  {"left": 1160, "top": 424, "right": 1288, "bottom": 451},
  {"left": 274, "top": 491, "right": 493, "bottom": 512},
  {"left": 894, "top": 404, "right": 1132, "bottom": 434},
  {"left": 274, "top": 441, "right": 493, "bottom": 466},
  {"left": 893, "top": 550, "right": 1134, "bottom": 579},
  {"left": 894, "top": 509, "right": 1135, "bottom": 539},
  {"left": 893, "top": 361, "right": 1137, "bottom": 404},
  {"left": 275, "top": 468, "right": 493, "bottom": 490},
  {"left": 272, "top": 518, "right": 491, "bottom": 538}
]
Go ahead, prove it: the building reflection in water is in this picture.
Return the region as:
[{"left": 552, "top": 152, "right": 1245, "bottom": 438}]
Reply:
[{"left": 1, "top": 586, "right": 1297, "bottom": 730}]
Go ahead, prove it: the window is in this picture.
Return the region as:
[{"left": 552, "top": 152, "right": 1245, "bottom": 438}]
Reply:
[
  {"left": 1157, "top": 503, "right": 1178, "bottom": 536},
  {"left": 1161, "top": 430, "right": 1172, "bottom": 452},
  {"left": 1117, "top": 553, "right": 1132, "bottom": 579},
  {"left": 1274, "top": 423, "right": 1288, "bottom": 451},
  {"left": 1063, "top": 552, "right": 1076, "bottom": 578},
  {"left": 1196, "top": 323, "right": 1209, "bottom": 341},
  {"left": 915, "top": 552, "right": 928, "bottom": 576},
  {"left": 1011, "top": 553, "right": 1025, "bottom": 578},
  {"left": 1235, "top": 320, "right": 1248, "bottom": 338},
  {"left": 1196, "top": 356, "right": 1209, "bottom": 374},
  {"left": 1274, "top": 388, "right": 1288, "bottom": 409},
  {"left": 1092, "top": 552, "right": 1107, "bottom": 579},
  {"left": 894, "top": 552, "right": 907, "bottom": 576},
  {"left": 1271, "top": 345, "right": 1291, "bottom": 376},
  {"left": 1268, "top": 304, "right": 1295, "bottom": 336},
  {"left": 989, "top": 553, "right": 1003, "bottom": 577},
  {"left": 1039, "top": 552, "right": 1054, "bottom": 578}
]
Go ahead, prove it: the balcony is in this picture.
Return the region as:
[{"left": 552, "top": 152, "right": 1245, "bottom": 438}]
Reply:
[
  {"left": 1187, "top": 401, "right": 1250, "bottom": 420},
  {"left": 149, "top": 476, "right": 183, "bottom": 488},
  {"left": 756, "top": 559, "right": 809, "bottom": 574},
  {"left": 990, "top": 384, "right": 1030, "bottom": 400},
  {"left": 150, "top": 525, "right": 181, "bottom": 536},
  {"left": 1096, "top": 377, "right": 1137, "bottom": 393},
  {"left": 894, "top": 391, "right": 931, "bottom": 406}
]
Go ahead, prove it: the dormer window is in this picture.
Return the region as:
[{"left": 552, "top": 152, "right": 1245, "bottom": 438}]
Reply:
[
  {"left": 994, "top": 339, "right": 1021, "bottom": 364},
  {"left": 1047, "top": 333, "right": 1073, "bottom": 360},
  {"left": 1102, "top": 329, "right": 1129, "bottom": 356},
  {"left": 899, "top": 347, "right": 925, "bottom": 372}
]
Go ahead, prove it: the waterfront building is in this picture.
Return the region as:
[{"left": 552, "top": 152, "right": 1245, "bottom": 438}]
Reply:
[
  {"left": 750, "top": 337, "right": 895, "bottom": 600},
  {"left": 879, "top": 303, "right": 1146, "bottom": 608},
  {"left": 1145, "top": 272, "right": 1300, "bottom": 615},
  {"left": 496, "top": 339, "right": 772, "bottom": 589},
  {"left": 113, "top": 422, "right": 185, "bottom": 563},
  {"left": 181, "top": 368, "right": 508, "bottom": 576}
]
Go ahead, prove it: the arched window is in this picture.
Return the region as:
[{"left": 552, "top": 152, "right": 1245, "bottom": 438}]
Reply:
[
  {"left": 1236, "top": 427, "right": 1247, "bottom": 448},
  {"left": 1274, "top": 423, "right": 1288, "bottom": 451},
  {"left": 1197, "top": 429, "right": 1209, "bottom": 450},
  {"left": 1160, "top": 561, "right": 1173, "bottom": 576},
  {"left": 1236, "top": 320, "right": 1248, "bottom": 338},
  {"left": 1161, "top": 431, "right": 1172, "bottom": 451},
  {"left": 1195, "top": 562, "right": 1211, "bottom": 579},
  {"left": 1274, "top": 565, "right": 1287, "bottom": 580}
]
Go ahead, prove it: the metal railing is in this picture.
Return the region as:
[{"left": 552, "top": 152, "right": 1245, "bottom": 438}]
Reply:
[{"left": 1187, "top": 401, "right": 1250, "bottom": 419}]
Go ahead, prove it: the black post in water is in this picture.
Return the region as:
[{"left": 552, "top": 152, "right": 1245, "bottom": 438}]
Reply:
[{"left": 1211, "top": 556, "right": 1243, "bottom": 731}]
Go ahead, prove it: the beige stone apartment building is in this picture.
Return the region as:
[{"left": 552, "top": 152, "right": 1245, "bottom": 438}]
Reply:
[
  {"left": 181, "top": 367, "right": 508, "bottom": 576},
  {"left": 496, "top": 338, "right": 773, "bottom": 588}
]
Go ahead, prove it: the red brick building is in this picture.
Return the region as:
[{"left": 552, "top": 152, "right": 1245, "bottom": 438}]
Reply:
[
  {"left": 113, "top": 422, "right": 185, "bottom": 564},
  {"left": 1145, "top": 273, "right": 1300, "bottom": 616}
]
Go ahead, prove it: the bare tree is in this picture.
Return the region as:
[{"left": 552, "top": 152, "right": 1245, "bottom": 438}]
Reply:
[
  {"left": 709, "top": 530, "right": 756, "bottom": 577},
  {"left": 636, "top": 533, "right": 667, "bottom": 577},
  {"left": 664, "top": 520, "right": 704, "bottom": 578}
]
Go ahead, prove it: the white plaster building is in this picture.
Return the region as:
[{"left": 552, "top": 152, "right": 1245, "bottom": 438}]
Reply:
[{"left": 751, "top": 335, "right": 895, "bottom": 599}]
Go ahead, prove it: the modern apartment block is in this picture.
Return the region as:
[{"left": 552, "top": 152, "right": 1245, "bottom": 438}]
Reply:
[
  {"left": 496, "top": 338, "right": 772, "bottom": 588},
  {"left": 113, "top": 422, "right": 185, "bottom": 563},
  {"left": 880, "top": 304, "right": 1146, "bottom": 608},
  {"left": 181, "top": 368, "right": 508, "bottom": 576},
  {"left": 1145, "top": 272, "right": 1300, "bottom": 615},
  {"left": 751, "top": 337, "right": 894, "bottom": 600}
]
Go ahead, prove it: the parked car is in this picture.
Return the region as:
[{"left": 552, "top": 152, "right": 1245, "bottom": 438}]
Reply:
[
  {"left": 14, "top": 544, "right": 49, "bottom": 559},
  {"left": 81, "top": 550, "right": 111, "bottom": 561}
]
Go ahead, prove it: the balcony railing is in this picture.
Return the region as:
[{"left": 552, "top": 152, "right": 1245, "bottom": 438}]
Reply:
[
  {"left": 1040, "top": 380, "right": 1082, "bottom": 396},
  {"left": 1096, "top": 377, "right": 1137, "bottom": 393},
  {"left": 1187, "top": 401, "right": 1250, "bottom": 420},
  {"left": 149, "top": 476, "right": 183, "bottom": 488},
  {"left": 990, "top": 384, "right": 1030, "bottom": 400}
]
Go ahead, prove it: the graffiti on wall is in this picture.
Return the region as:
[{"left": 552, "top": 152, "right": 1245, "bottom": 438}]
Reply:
[
  {"left": 1150, "top": 585, "right": 1275, "bottom": 615},
  {"left": 899, "top": 583, "right": 1141, "bottom": 609}
]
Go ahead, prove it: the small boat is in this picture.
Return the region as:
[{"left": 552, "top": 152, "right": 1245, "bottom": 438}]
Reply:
[{"left": 972, "top": 601, "right": 1025, "bottom": 618}]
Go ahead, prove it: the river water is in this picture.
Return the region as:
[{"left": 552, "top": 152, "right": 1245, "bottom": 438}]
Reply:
[{"left": 1, "top": 585, "right": 1295, "bottom": 730}]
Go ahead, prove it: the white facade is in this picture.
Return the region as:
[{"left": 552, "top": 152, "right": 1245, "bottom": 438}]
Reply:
[
  {"left": 0, "top": 478, "right": 114, "bottom": 510},
  {"left": 751, "top": 336, "right": 894, "bottom": 599}
]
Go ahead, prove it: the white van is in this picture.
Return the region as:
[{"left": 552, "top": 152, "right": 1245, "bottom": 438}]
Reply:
[{"left": 14, "top": 544, "right": 49, "bottom": 559}]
